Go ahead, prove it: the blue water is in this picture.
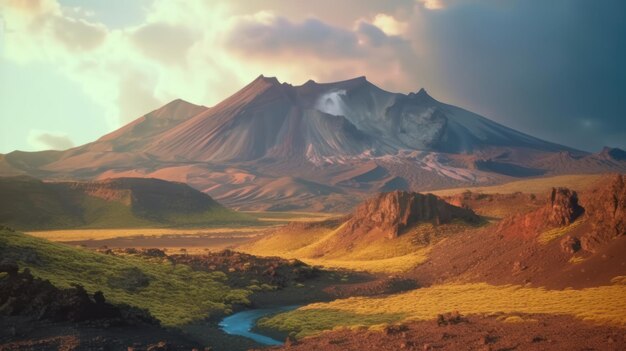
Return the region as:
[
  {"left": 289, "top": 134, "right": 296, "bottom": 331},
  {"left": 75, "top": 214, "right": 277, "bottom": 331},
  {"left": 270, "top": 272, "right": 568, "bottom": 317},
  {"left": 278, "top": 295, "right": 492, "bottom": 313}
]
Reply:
[{"left": 218, "top": 306, "right": 300, "bottom": 345}]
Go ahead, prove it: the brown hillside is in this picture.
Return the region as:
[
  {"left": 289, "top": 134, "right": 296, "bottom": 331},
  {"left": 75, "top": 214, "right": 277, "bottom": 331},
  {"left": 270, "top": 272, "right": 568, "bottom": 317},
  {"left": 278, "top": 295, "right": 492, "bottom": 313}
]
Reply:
[{"left": 410, "top": 173, "right": 626, "bottom": 289}]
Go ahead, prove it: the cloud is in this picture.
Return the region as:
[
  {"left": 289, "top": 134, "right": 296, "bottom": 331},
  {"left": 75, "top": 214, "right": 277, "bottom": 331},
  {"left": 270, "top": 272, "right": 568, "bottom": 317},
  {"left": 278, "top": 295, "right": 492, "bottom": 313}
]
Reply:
[
  {"left": 225, "top": 13, "right": 363, "bottom": 58},
  {"left": 51, "top": 16, "right": 107, "bottom": 51},
  {"left": 223, "top": 12, "right": 420, "bottom": 90},
  {"left": 372, "top": 14, "right": 408, "bottom": 36},
  {"left": 2, "top": 0, "right": 623, "bottom": 153},
  {"left": 131, "top": 22, "right": 197, "bottom": 65},
  {"left": 28, "top": 131, "right": 75, "bottom": 150},
  {"left": 0, "top": 0, "right": 425, "bottom": 135},
  {"left": 418, "top": 0, "right": 446, "bottom": 10}
]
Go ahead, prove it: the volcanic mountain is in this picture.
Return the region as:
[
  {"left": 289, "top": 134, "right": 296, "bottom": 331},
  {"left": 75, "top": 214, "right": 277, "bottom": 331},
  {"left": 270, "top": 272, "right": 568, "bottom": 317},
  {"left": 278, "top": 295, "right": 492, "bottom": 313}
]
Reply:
[{"left": 2, "top": 75, "right": 625, "bottom": 211}]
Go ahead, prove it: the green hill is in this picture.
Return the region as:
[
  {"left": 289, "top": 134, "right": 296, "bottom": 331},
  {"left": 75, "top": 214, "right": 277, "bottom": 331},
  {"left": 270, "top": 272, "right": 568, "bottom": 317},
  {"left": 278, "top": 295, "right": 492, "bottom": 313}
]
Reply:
[
  {"left": 0, "top": 176, "right": 255, "bottom": 230},
  {"left": 0, "top": 228, "right": 251, "bottom": 325}
]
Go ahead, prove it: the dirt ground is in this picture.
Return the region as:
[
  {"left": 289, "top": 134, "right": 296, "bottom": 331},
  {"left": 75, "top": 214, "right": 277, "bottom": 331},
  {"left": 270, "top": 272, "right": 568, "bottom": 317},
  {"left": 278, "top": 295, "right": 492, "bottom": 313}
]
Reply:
[{"left": 256, "top": 314, "right": 626, "bottom": 351}]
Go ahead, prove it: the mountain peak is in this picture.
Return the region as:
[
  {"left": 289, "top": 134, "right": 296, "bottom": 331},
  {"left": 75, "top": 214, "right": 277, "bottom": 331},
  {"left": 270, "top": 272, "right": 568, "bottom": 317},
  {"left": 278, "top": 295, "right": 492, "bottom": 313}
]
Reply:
[
  {"left": 160, "top": 98, "right": 200, "bottom": 110},
  {"left": 148, "top": 98, "right": 206, "bottom": 121},
  {"left": 252, "top": 74, "right": 281, "bottom": 86},
  {"left": 409, "top": 87, "right": 436, "bottom": 104},
  {"left": 599, "top": 146, "right": 626, "bottom": 161}
]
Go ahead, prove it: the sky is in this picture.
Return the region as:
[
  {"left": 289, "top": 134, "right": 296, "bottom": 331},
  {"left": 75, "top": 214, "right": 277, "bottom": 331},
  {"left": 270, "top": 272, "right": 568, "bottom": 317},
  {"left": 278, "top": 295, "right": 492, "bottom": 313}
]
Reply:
[{"left": 0, "top": 0, "right": 625, "bottom": 153}]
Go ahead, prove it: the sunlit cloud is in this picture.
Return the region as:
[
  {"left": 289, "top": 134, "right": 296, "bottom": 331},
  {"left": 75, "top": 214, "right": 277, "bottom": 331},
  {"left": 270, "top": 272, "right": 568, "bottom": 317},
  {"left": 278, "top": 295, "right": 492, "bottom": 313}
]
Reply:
[
  {"left": 1, "top": 0, "right": 429, "bottom": 133},
  {"left": 372, "top": 14, "right": 408, "bottom": 36},
  {"left": 418, "top": 0, "right": 446, "bottom": 10},
  {"left": 1, "top": 0, "right": 623, "bottom": 153}
]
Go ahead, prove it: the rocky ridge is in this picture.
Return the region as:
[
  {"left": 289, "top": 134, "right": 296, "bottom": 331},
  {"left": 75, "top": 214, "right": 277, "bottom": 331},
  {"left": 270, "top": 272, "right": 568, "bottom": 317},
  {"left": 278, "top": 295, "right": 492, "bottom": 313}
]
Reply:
[{"left": 342, "top": 191, "right": 479, "bottom": 239}]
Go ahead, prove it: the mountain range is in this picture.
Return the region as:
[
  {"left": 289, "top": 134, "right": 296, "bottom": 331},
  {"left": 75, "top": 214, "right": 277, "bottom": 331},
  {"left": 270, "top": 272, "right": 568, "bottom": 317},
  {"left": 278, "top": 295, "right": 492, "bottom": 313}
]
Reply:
[{"left": 2, "top": 75, "right": 625, "bottom": 211}]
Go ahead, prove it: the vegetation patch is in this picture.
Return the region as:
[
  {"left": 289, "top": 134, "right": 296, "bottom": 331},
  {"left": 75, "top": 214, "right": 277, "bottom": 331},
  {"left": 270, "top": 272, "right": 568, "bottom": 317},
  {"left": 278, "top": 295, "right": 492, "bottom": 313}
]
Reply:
[
  {"left": 243, "top": 221, "right": 475, "bottom": 273},
  {"left": 538, "top": 219, "right": 585, "bottom": 245},
  {"left": 0, "top": 229, "right": 251, "bottom": 325},
  {"left": 106, "top": 267, "right": 151, "bottom": 292},
  {"left": 569, "top": 255, "right": 586, "bottom": 264},
  {"left": 259, "top": 283, "right": 626, "bottom": 338}
]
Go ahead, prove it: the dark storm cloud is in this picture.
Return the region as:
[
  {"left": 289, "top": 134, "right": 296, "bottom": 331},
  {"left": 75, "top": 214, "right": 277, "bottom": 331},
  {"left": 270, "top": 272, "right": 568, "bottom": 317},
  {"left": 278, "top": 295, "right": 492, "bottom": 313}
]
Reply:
[
  {"left": 224, "top": 1, "right": 625, "bottom": 152},
  {"left": 417, "top": 0, "right": 626, "bottom": 151}
]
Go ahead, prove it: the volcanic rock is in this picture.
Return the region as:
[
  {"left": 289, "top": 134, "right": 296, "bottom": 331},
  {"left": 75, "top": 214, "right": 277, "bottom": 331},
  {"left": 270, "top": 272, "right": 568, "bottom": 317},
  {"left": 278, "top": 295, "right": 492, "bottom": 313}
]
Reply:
[
  {"left": 342, "top": 191, "right": 479, "bottom": 239},
  {"left": 0, "top": 264, "right": 157, "bottom": 325},
  {"left": 546, "top": 188, "right": 584, "bottom": 226},
  {"left": 559, "top": 235, "right": 581, "bottom": 254},
  {"left": 580, "top": 174, "right": 626, "bottom": 251},
  {"left": 497, "top": 187, "right": 583, "bottom": 239}
]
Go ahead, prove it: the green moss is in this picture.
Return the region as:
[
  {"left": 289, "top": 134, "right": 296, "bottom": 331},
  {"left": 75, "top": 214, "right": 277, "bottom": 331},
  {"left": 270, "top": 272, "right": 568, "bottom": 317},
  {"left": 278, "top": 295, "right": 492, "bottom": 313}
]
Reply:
[{"left": 0, "top": 230, "right": 251, "bottom": 325}]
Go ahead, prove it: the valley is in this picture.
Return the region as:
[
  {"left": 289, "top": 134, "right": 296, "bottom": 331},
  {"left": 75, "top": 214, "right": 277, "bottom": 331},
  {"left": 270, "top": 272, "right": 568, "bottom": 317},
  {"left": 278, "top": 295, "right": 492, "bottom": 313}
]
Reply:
[
  {"left": 1, "top": 77, "right": 625, "bottom": 350},
  {"left": 1, "top": 172, "right": 625, "bottom": 350},
  {"left": 2, "top": 2, "right": 625, "bottom": 349}
]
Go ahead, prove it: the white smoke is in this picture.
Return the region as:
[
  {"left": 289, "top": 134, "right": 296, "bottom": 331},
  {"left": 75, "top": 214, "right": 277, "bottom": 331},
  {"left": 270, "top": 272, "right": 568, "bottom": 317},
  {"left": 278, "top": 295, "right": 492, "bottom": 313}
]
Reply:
[{"left": 315, "top": 89, "right": 348, "bottom": 116}]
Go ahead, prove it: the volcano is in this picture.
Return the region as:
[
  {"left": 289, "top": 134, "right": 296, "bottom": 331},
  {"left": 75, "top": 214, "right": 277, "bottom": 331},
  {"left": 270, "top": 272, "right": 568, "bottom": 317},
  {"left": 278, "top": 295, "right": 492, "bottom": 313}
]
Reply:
[{"left": 2, "top": 75, "right": 625, "bottom": 211}]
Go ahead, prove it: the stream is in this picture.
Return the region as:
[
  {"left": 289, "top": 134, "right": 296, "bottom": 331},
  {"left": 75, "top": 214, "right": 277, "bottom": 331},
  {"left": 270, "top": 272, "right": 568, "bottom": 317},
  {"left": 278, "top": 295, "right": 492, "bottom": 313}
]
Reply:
[{"left": 218, "top": 305, "right": 300, "bottom": 345}]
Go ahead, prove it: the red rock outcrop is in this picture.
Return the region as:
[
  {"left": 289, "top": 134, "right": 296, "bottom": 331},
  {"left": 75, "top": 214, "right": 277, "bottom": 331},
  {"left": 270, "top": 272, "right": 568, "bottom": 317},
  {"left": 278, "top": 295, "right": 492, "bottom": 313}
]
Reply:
[
  {"left": 546, "top": 187, "right": 584, "bottom": 226},
  {"left": 579, "top": 174, "right": 626, "bottom": 251},
  {"left": 497, "top": 187, "right": 584, "bottom": 239},
  {"left": 341, "top": 191, "right": 479, "bottom": 239}
]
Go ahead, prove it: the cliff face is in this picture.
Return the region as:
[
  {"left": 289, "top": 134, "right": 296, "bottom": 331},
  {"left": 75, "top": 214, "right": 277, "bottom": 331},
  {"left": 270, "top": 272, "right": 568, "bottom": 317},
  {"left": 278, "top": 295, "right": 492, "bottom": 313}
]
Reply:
[
  {"left": 495, "top": 173, "right": 625, "bottom": 253},
  {"left": 546, "top": 188, "right": 585, "bottom": 227},
  {"left": 580, "top": 174, "right": 626, "bottom": 251},
  {"left": 497, "top": 187, "right": 584, "bottom": 239},
  {"left": 342, "top": 191, "right": 479, "bottom": 239}
]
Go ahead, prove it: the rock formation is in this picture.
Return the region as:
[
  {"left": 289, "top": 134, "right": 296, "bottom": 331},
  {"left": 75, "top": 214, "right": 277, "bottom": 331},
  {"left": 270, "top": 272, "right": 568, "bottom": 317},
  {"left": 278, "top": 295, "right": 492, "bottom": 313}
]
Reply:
[
  {"left": 497, "top": 187, "right": 584, "bottom": 239},
  {"left": 342, "top": 191, "right": 479, "bottom": 239},
  {"left": 580, "top": 174, "right": 626, "bottom": 251}
]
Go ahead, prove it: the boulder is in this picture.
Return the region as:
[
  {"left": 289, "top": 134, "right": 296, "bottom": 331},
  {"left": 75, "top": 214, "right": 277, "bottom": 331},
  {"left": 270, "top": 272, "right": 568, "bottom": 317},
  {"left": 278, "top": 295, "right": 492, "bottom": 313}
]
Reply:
[{"left": 559, "top": 235, "right": 581, "bottom": 254}]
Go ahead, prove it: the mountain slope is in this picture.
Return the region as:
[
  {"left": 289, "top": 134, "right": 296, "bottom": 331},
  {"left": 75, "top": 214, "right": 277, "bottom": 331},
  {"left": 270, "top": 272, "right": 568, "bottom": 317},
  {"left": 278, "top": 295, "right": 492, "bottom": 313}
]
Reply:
[
  {"left": 143, "top": 75, "right": 575, "bottom": 163},
  {"left": 0, "top": 176, "right": 253, "bottom": 230},
  {"left": 2, "top": 75, "right": 625, "bottom": 211}
]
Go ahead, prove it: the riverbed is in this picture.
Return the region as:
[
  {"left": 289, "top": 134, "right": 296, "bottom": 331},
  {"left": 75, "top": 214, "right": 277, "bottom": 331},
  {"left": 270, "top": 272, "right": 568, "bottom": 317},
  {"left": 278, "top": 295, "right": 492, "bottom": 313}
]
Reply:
[{"left": 218, "top": 306, "right": 300, "bottom": 345}]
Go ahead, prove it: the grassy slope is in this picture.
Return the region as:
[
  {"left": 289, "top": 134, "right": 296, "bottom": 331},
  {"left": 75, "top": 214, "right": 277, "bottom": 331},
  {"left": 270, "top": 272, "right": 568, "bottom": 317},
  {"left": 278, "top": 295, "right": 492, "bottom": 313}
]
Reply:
[
  {"left": 0, "top": 176, "right": 255, "bottom": 230},
  {"left": 242, "top": 222, "right": 475, "bottom": 273},
  {"left": 26, "top": 227, "right": 265, "bottom": 241},
  {"left": 0, "top": 229, "right": 251, "bottom": 325},
  {"left": 430, "top": 174, "right": 603, "bottom": 197},
  {"left": 260, "top": 282, "right": 626, "bottom": 338}
]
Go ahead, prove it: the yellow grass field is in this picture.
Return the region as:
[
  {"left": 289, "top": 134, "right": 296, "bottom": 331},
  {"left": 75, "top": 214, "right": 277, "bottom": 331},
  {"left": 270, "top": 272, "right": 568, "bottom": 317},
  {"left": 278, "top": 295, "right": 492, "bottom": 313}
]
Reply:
[
  {"left": 243, "top": 211, "right": 339, "bottom": 223},
  {"left": 27, "top": 211, "right": 335, "bottom": 242},
  {"left": 260, "top": 282, "right": 626, "bottom": 338},
  {"left": 430, "top": 174, "right": 604, "bottom": 197},
  {"left": 241, "top": 222, "right": 473, "bottom": 273},
  {"left": 301, "top": 248, "right": 431, "bottom": 273},
  {"left": 27, "top": 227, "right": 267, "bottom": 242}
]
